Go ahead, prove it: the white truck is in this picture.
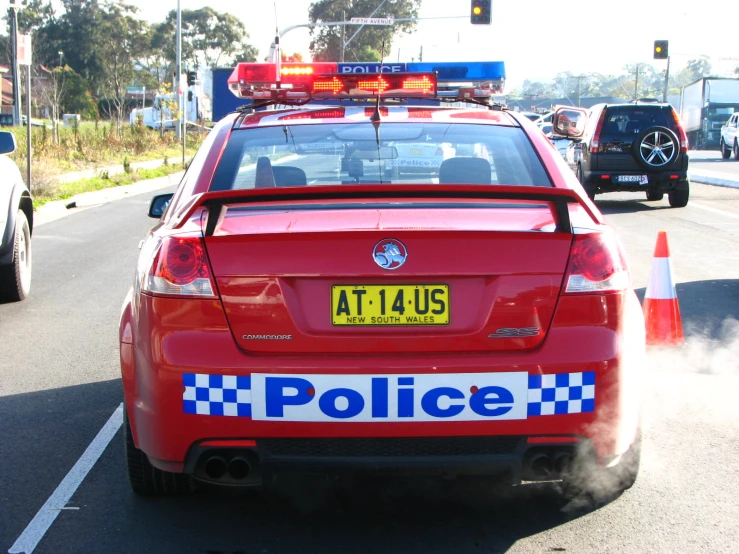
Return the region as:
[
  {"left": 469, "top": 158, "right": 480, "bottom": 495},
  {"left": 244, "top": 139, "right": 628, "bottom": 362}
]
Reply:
[
  {"left": 680, "top": 78, "right": 739, "bottom": 150},
  {"left": 130, "top": 87, "right": 201, "bottom": 130},
  {"left": 720, "top": 112, "right": 739, "bottom": 159}
]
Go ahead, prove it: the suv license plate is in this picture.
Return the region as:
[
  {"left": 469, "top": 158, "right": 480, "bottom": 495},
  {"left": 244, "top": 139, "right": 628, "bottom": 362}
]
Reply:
[{"left": 616, "top": 175, "right": 648, "bottom": 185}]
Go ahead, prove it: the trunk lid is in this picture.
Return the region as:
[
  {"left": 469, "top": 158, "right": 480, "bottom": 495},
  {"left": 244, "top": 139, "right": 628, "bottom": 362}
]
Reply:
[{"left": 203, "top": 201, "right": 574, "bottom": 354}]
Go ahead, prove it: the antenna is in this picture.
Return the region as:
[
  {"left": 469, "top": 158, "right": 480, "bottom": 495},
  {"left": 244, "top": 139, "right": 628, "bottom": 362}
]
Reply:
[
  {"left": 273, "top": 1, "right": 281, "bottom": 86},
  {"left": 370, "top": 40, "right": 388, "bottom": 123}
]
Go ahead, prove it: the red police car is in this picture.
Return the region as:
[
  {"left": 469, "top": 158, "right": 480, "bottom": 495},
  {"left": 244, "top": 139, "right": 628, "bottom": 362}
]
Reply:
[{"left": 119, "top": 62, "right": 645, "bottom": 497}]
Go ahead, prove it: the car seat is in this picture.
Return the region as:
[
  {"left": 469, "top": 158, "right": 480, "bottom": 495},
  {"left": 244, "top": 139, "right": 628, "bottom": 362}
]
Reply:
[
  {"left": 625, "top": 121, "right": 641, "bottom": 134},
  {"left": 438, "top": 157, "right": 492, "bottom": 185},
  {"left": 272, "top": 166, "right": 308, "bottom": 187}
]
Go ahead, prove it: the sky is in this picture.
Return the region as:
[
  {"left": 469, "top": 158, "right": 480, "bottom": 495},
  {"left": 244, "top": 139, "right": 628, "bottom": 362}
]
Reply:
[{"left": 60, "top": 0, "right": 739, "bottom": 90}]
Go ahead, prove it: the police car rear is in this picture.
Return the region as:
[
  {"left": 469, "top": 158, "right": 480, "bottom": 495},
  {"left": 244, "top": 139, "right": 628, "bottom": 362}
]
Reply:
[{"left": 120, "top": 61, "right": 644, "bottom": 498}]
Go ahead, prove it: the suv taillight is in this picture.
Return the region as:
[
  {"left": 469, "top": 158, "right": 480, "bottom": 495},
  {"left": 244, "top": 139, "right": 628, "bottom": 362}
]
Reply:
[
  {"left": 564, "top": 232, "right": 629, "bottom": 294},
  {"left": 142, "top": 235, "right": 217, "bottom": 297},
  {"left": 670, "top": 108, "right": 689, "bottom": 153},
  {"left": 589, "top": 109, "right": 607, "bottom": 154}
]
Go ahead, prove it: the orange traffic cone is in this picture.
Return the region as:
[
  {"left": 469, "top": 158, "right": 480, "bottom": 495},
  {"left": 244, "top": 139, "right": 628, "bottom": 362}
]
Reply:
[{"left": 643, "top": 231, "right": 684, "bottom": 346}]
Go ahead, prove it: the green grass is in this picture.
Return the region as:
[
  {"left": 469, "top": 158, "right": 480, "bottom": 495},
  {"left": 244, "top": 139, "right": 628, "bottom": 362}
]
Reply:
[
  {"left": 8, "top": 122, "right": 206, "bottom": 172},
  {"left": 33, "top": 162, "right": 187, "bottom": 209}
]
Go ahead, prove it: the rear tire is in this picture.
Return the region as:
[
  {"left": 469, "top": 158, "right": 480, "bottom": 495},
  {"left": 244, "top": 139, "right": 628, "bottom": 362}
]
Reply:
[
  {"left": 734, "top": 140, "right": 739, "bottom": 160},
  {"left": 124, "top": 409, "right": 194, "bottom": 496},
  {"left": 721, "top": 139, "right": 732, "bottom": 159},
  {"left": 0, "top": 210, "right": 32, "bottom": 302},
  {"left": 645, "top": 191, "right": 664, "bottom": 201},
  {"left": 577, "top": 165, "right": 596, "bottom": 201},
  {"left": 668, "top": 184, "right": 689, "bottom": 208}
]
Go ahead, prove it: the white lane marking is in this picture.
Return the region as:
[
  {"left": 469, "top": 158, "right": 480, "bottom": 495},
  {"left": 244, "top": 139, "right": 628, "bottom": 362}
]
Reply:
[
  {"left": 8, "top": 404, "right": 123, "bottom": 554},
  {"left": 690, "top": 202, "right": 739, "bottom": 221}
]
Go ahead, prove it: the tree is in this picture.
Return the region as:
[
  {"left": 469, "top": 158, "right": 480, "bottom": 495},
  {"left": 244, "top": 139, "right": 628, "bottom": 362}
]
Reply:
[
  {"left": 154, "top": 8, "right": 252, "bottom": 69},
  {"left": 95, "top": 2, "right": 150, "bottom": 131},
  {"left": 281, "top": 51, "right": 304, "bottom": 63},
  {"left": 230, "top": 43, "right": 259, "bottom": 64},
  {"left": 308, "top": 0, "right": 421, "bottom": 62},
  {"left": 36, "top": 65, "right": 65, "bottom": 144}
]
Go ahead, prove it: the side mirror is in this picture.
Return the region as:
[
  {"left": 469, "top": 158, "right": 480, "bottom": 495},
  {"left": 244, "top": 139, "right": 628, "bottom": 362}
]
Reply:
[
  {"left": 148, "top": 193, "right": 174, "bottom": 218},
  {"left": 0, "top": 131, "right": 17, "bottom": 155},
  {"left": 552, "top": 107, "right": 588, "bottom": 139}
]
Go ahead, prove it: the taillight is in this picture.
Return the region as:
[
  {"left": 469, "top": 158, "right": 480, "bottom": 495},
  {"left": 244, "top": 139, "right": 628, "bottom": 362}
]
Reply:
[
  {"left": 564, "top": 232, "right": 629, "bottom": 294},
  {"left": 590, "top": 109, "right": 607, "bottom": 154},
  {"left": 435, "top": 147, "right": 444, "bottom": 155},
  {"left": 670, "top": 108, "right": 689, "bottom": 153},
  {"left": 143, "top": 236, "right": 216, "bottom": 297}
]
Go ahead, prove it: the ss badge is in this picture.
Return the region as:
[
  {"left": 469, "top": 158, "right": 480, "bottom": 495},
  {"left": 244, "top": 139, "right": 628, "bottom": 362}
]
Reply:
[{"left": 488, "top": 327, "right": 540, "bottom": 338}]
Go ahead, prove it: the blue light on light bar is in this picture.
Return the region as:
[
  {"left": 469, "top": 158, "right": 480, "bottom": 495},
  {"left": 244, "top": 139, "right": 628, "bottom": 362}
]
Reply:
[{"left": 406, "top": 61, "right": 505, "bottom": 82}]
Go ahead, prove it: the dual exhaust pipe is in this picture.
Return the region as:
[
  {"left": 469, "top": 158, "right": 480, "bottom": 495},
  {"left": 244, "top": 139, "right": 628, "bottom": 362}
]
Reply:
[
  {"left": 528, "top": 451, "right": 573, "bottom": 479},
  {"left": 204, "top": 456, "right": 252, "bottom": 480}
]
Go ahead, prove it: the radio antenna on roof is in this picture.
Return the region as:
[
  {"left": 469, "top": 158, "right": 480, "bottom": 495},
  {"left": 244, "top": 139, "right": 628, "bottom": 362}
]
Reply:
[{"left": 369, "top": 40, "right": 388, "bottom": 123}]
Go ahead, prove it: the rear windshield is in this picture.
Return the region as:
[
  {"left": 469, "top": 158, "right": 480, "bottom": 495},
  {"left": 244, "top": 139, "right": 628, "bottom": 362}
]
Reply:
[
  {"left": 601, "top": 106, "right": 676, "bottom": 136},
  {"left": 210, "top": 122, "right": 552, "bottom": 191}
]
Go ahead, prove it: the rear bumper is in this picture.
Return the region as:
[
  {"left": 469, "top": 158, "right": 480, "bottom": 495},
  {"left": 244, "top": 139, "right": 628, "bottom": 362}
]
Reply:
[
  {"left": 120, "top": 291, "right": 645, "bottom": 475},
  {"left": 182, "top": 436, "right": 591, "bottom": 486},
  {"left": 583, "top": 170, "right": 689, "bottom": 193}
]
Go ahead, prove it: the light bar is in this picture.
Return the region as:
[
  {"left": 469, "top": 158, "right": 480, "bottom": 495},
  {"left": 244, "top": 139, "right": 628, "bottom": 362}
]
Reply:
[
  {"left": 312, "top": 72, "right": 437, "bottom": 98},
  {"left": 228, "top": 62, "right": 338, "bottom": 98}
]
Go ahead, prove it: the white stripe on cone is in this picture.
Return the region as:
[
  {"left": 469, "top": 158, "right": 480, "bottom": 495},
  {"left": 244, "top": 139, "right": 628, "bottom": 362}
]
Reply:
[{"left": 645, "top": 257, "right": 677, "bottom": 300}]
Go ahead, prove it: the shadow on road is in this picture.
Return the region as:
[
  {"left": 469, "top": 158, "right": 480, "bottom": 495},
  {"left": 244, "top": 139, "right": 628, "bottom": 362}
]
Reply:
[
  {"left": 636, "top": 279, "right": 739, "bottom": 340},
  {"left": 0, "top": 380, "right": 625, "bottom": 554},
  {"left": 596, "top": 198, "right": 672, "bottom": 215}
]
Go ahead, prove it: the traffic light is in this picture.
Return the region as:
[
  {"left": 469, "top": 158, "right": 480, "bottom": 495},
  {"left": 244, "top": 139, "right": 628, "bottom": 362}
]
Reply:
[
  {"left": 470, "top": 0, "right": 491, "bottom": 25},
  {"left": 186, "top": 71, "right": 197, "bottom": 86},
  {"left": 654, "top": 40, "right": 668, "bottom": 59}
]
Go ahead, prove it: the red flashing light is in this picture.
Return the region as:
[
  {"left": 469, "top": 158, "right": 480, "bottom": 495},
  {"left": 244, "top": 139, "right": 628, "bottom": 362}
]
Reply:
[
  {"left": 407, "top": 109, "right": 437, "bottom": 118},
  {"left": 402, "top": 75, "right": 434, "bottom": 93},
  {"left": 364, "top": 107, "right": 389, "bottom": 117},
  {"left": 358, "top": 77, "right": 390, "bottom": 93},
  {"left": 279, "top": 109, "right": 346, "bottom": 120},
  {"left": 600, "top": 175, "right": 610, "bottom": 179},
  {"left": 313, "top": 76, "right": 344, "bottom": 95},
  {"left": 280, "top": 62, "right": 338, "bottom": 82}
]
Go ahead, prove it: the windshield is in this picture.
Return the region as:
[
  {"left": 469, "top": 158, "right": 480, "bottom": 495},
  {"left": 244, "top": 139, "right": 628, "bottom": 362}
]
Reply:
[{"left": 210, "top": 121, "right": 551, "bottom": 190}]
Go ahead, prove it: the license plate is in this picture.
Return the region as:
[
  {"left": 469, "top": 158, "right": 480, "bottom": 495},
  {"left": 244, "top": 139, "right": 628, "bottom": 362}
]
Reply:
[
  {"left": 616, "top": 175, "right": 648, "bottom": 184},
  {"left": 408, "top": 148, "right": 424, "bottom": 155},
  {"left": 331, "top": 285, "right": 449, "bottom": 325}
]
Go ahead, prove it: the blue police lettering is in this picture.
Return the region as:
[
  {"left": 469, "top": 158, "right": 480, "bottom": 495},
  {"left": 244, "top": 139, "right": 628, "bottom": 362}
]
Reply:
[{"left": 263, "top": 376, "right": 516, "bottom": 420}]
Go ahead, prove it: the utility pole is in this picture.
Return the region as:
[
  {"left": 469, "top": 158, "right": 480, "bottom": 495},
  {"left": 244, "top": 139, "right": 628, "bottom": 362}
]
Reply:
[
  {"left": 175, "top": 0, "right": 181, "bottom": 140},
  {"left": 9, "top": 3, "right": 21, "bottom": 126},
  {"left": 340, "top": 11, "right": 345, "bottom": 63},
  {"left": 572, "top": 75, "right": 586, "bottom": 107},
  {"left": 633, "top": 64, "right": 640, "bottom": 100},
  {"left": 419, "top": 45, "right": 423, "bottom": 62},
  {"left": 663, "top": 56, "right": 671, "bottom": 103}
]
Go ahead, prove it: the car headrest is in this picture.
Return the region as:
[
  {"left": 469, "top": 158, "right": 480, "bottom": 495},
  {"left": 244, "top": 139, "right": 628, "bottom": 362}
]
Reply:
[
  {"left": 272, "top": 166, "right": 308, "bottom": 187},
  {"left": 438, "top": 157, "right": 492, "bottom": 185},
  {"left": 625, "top": 121, "right": 641, "bottom": 134},
  {"left": 255, "top": 156, "right": 276, "bottom": 188}
]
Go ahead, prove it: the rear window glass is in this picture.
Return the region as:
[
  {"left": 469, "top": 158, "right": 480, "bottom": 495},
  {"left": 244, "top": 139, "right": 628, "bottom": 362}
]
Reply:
[
  {"left": 210, "top": 122, "right": 552, "bottom": 191},
  {"left": 601, "top": 106, "right": 675, "bottom": 136}
]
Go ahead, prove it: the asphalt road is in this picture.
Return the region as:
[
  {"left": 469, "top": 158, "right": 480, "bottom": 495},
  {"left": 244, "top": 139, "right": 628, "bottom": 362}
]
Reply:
[
  {"left": 689, "top": 149, "right": 739, "bottom": 179},
  {"left": 1, "top": 179, "right": 738, "bottom": 554}
]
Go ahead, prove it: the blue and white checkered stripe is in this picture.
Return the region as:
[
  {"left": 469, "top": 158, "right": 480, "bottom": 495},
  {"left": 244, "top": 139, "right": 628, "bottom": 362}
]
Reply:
[
  {"left": 182, "top": 372, "right": 594, "bottom": 418},
  {"left": 527, "top": 371, "right": 595, "bottom": 417},
  {"left": 183, "top": 373, "right": 251, "bottom": 417}
]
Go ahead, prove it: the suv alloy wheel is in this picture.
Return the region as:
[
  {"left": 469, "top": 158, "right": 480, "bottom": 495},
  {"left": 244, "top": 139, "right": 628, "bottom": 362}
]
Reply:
[{"left": 635, "top": 127, "right": 678, "bottom": 169}]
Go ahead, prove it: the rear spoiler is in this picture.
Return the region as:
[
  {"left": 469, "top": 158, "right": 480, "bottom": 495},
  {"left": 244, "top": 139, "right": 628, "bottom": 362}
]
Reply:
[{"left": 171, "top": 185, "right": 602, "bottom": 236}]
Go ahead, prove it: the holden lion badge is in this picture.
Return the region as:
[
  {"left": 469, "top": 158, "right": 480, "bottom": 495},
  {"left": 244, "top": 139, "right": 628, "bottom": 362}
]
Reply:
[{"left": 373, "top": 239, "right": 407, "bottom": 270}]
